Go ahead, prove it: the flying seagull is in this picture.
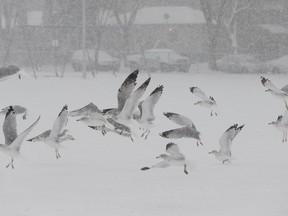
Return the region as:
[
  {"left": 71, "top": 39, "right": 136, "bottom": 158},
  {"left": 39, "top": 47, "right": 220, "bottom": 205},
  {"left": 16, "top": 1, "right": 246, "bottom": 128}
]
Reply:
[
  {"left": 268, "top": 101, "right": 288, "bottom": 142},
  {"left": 69, "top": 102, "right": 101, "bottom": 117},
  {"left": 0, "top": 106, "right": 40, "bottom": 169},
  {"left": 189, "top": 86, "right": 217, "bottom": 116},
  {"left": 103, "top": 70, "right": 139, "bottom": 119},
  {"left": 0, "top": 105, "right": 28, "bottom": 120},
  {"left": 209, "top": 124, "right": 244, "bottom": 164},
  {"left": 111, "top": 77, "right": 151, "bottom": 139},
  {"left": 159, "top": 112, "right": 203, "bottom": 146},
  {"left": 89, "top": 118, "right": 132, "bottom": 140},
  {"left": 141, "top": 142, "right": 189, "bottom": 174},
  {"left": 260, "top": 76, "right": 288, "bottom": 101},
  {"left": 27, "top": 105, "right": 74, "bottom": 159},
  {"left": 134, "top": 85, "right": 164, "bottom": 139}
]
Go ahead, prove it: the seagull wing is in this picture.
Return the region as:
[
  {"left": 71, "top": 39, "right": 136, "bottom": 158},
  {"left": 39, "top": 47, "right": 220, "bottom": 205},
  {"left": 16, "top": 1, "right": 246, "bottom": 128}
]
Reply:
[
  {"left": 69, "top": 102, "right": 101, "bottom": 117},
  {"left": 139, "top": 85, "right": 163, "bottom": 122},
  {"left": 281, "top": 84, "right": 288, "bottom": 94},
  {"left": 117, "top": 70, "right": 138, "bottom": 111},
  {"left": 189, "top": 86, "right": 210, "bottom": 101},
  {"left": 27, "top": 130, "right": 51, "bottom": 142},
  {"left": 9, "top": 116, "right": 40, "bottom": 151},
  {"left": 3, "top": 108, "right": 17, "bottom": 146},
  {"left": 280, "top": 102, "right": 288, "bottom": 126},
  {"left": 163, "top": 112, "right": 196, "bottom": 129},
  {"left": 118, "top": 78, "right": 150, "bottom": 120},
  {"left": 152, "top": 161, "right": 170, "bottom": 168},
  {"left": 219, "top": 124, "right": 244, "bottom": 156},
  {"left": 260, "top": 76, "right": 279, "bottom": 92},
  {"left": 160, "top": 127, "right": 200, "bottom": 140},
  {"left": 166, "top": 142, "right": 182, "bottom": 157},
  {"left": 50, "top": 105, "right": 69, "bottom": 138}
]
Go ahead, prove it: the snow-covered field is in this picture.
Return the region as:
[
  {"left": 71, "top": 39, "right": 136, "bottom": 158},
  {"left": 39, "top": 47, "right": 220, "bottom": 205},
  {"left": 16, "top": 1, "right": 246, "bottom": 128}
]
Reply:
[{"left": 0, "top": 68, "right": 288, "bottom": 216}]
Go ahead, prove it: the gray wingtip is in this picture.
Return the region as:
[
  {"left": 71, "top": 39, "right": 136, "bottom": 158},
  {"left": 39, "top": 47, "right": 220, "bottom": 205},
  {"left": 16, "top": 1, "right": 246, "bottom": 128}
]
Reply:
[
  {"left": 260, "top": 76, "right": 268, "bottom": 86},
  {"left": 189, "top": 86, "right": 197, "bottom": 93}
]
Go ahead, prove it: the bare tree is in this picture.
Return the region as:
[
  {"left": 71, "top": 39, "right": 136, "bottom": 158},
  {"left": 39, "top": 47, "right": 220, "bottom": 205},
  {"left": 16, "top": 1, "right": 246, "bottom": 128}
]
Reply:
[
  {"left": 0, "top": 0, "right": 22, "bottom": 66},
  {"left": 112, "top": 0, "right": 142, "bottom": 60},
  {"left": 200, "top": 0, "right": 226, "bottom": 70},
  {"left": 88, "top": 0, "right": 114, "bottom": 75},
  {"left": 222, "top": 0, "right": 256, "bottom": 54}
]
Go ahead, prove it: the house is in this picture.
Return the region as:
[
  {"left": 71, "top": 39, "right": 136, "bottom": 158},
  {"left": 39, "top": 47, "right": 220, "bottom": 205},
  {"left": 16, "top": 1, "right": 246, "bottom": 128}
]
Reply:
[{"left": 103, "top": 6, "right": 207, "bottom": 62}]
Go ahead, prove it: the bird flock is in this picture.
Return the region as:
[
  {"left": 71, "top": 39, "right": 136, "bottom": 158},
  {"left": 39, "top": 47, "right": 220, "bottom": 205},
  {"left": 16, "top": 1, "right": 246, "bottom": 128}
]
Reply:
[{"left": 0, "top": 70, "right": 286, "bottom": 175}]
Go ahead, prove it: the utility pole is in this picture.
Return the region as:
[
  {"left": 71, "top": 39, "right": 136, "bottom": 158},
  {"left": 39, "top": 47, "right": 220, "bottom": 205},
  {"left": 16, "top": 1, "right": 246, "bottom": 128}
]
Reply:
[{"left": 82, "top": 0, "right": 87, "bottom": 78}]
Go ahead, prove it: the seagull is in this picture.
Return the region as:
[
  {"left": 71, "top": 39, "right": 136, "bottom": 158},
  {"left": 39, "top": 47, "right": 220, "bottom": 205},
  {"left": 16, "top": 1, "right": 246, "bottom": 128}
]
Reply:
[
  {"left": 209, "top": 124, "right": 244, "bottom": 164},
  {"left": 0, "top": 106, "right": 40, "bottom": 169},
  {"left": 268, "top": 101, "right": 288, "bottom": 142},
  {"left": 134, "top": 85, "right": 164, "bottom": 139},
  {"left": 159, "top": 112, "right": 203, "bottom": 146},
  {"left": 89, "top": 118, "right": 132, "bottom": 140},
  {"left": 103, "top": 70, "right": 139, "bottom": 118},
  {"left": 141, "top": 142, "right": 189, "bottom": 174},
  {"left": 27, "top": 104, "right": 73, "bottom": 159},
  {"left": 69, "top": 102, "right": 101, "bottom": 117},
  {"left": 69, "top": 103, "right": 110, "bottom": 135},
  {"left": 189, "top": 86, "right": 217, "bottom": 116},
  {"left": 76, "top": 112, "right": 108, "bottom": 135},
  {"left": 112, "top": 77, "right": 151, "bottom": 139},
  {"left": 0, "top": 105, "right": 28, "bottom": 120},
  {"left": 260, "top": 76, "right": 288, "bottom": 101}
]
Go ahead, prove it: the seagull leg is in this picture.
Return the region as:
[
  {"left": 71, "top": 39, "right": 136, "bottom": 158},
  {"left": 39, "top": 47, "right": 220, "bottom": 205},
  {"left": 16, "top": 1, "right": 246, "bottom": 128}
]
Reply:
[
  {"left": 6, "top": 158, "right": 14, "bottom": 169},
  {"left": 101, "top": 126, "right": 107, "bottom": 136},
  {"left": 23, "top": 112, "right": 28, "bottom": 120},
  {"left": 55, "top": 149, "right": 61, "bottom": 159},
  {"left": 184, "top": 164, "right": 188, "bottom": 174},
  {"left": 196, "top": 141, "right": 203, "bottom": 146},
  {"left": 144, "top": 130, "right": 150, "bottom": 139}
]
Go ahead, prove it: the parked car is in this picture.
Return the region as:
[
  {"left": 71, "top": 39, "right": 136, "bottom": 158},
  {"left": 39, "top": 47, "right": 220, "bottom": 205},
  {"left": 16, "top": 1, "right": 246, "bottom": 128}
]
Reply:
[
  {"left": 268, "top": 55, "right": 288, "bottom": 74},
  {"left": 71, "top": 49, "right": 120, "bottom": 72},
  {"left": 127, "top": 49, "right": 190, "bottom": 72},
  {"left": 217, "top": 54, "right": 272, "bottom": 73}
]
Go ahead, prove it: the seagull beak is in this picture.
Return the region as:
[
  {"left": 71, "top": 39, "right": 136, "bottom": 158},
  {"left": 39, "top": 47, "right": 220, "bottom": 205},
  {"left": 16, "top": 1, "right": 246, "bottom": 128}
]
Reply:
[
  {"left": 268, "top": 122, "right": 272, "bottom": 125},
  {"left": 208, "top": 151, "right": 212, "bottom": 154},
  {"left": 26, "top": 138, "right": 33, "bottom": 142}
]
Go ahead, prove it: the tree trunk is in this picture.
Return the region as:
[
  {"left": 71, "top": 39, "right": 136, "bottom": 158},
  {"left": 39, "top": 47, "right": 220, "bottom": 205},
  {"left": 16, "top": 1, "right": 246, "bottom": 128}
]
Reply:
[{"left": 230, "top": 24, "right": 238, "bottom": 54}]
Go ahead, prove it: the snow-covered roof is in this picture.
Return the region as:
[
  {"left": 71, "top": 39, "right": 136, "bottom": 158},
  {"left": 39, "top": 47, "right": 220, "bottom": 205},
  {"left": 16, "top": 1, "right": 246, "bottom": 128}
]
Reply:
[
  {"left": 107, "top": 6, "right": 205, "bottom": 25},
  {"left": 260, "top": 24, "right": 288, "bottom": 34}
]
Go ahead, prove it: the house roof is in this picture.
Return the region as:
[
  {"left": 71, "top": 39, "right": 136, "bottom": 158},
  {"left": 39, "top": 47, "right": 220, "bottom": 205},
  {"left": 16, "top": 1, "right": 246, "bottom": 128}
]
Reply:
[{"left": 106, "top": 6, "right": 205, "bottom": 25}]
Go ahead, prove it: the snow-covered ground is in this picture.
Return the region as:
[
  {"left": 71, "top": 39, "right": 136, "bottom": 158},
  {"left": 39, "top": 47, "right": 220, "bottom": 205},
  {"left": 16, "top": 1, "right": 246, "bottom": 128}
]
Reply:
[{"left": 0, "top": 68, "right": 288, "bottom": 216}]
